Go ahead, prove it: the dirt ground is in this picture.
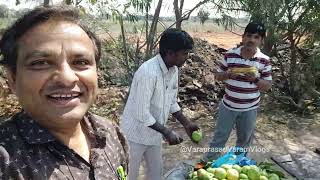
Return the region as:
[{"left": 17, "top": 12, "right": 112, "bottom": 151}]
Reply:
[{"left": 189, "top": 31, "right": 242, "bottom": 49}]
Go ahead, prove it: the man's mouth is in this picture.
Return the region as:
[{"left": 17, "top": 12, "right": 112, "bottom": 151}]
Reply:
[
  {"left": 47, "top": 92, "right": 82, "bottom": 100},
  {"left": 46, "top": 92, "right": 84, "bottom": 106}
]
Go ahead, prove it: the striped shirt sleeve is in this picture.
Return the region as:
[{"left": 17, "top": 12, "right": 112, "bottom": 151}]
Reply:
[
  {"left": 217, "top": 55, "right": 228, "bottom": 72},
  {"left": 129, "top": 69, "right": 157, "bottom": 127},
  {"left": 260, "top": 58, "right": 272, "bottom": 81}
]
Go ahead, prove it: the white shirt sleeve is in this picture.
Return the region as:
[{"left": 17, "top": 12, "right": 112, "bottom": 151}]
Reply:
[
  {"left": 129, "top": 69, "right": 157, "bottom": 127},
  {"left": 169, "top": 72, "right": 181, "bottom": 114}
]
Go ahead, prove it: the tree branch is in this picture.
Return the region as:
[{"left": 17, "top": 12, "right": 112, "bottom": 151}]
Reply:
[
  {"left": 211, "top": 1, "right": 246, "bottom": 12},
  {"left": 179, "top": 0, "right": 184, "bottom": 14}
]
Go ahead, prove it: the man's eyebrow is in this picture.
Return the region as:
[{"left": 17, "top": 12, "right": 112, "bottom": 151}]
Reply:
[
  {"left": 24, "top": 51, "right": 53, "bottom": 60},
  {"left": 73, "top": 53, "right": 92, "bottom": 58}
]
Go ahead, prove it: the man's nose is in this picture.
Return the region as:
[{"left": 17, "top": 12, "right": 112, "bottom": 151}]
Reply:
[{"left": 52, "top": 62, "right": 79, "bottom": 87}]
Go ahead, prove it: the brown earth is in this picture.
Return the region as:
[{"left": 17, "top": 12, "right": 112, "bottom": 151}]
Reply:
[{"left": 189, "top": 31, "right": 242, "bottom": 50}]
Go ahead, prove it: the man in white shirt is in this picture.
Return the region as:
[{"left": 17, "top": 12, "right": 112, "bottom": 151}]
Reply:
[{"left": 120, "top": 28, "right": 199, "bottom": 180}]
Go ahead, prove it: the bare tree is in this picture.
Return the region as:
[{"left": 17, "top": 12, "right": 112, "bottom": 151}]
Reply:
[
  {"left": 43, "top": 0, "right": 50, "bottom": 6},
  {"left": 173, "top": 0, "right": 211, "bottom": 30},
  {"left": 173, "top": 0, "right": 184, "bottom": 29},
  {"left": 145, "top": 0, "right": 162, "bottom": 58}
]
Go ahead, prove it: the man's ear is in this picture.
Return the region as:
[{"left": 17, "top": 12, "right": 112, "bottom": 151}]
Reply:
[
  {"left": 5, "top": 67, "right": 17, "bottom": 94},
  {"left": 167, "top": 50, "right": 176, "bottom": 56}
]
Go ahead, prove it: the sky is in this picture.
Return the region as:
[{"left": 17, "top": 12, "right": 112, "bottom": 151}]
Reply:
[{"left": 0, "top": 0, "right": 227, "bottom": 17}]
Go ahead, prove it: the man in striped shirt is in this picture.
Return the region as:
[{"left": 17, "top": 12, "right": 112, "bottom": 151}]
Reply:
[
  {"left": 120, "top": 28, "right": 199, "bottom": 180},
  {"left": 204, "top": 22, "right": 272, "bottom": 161}
]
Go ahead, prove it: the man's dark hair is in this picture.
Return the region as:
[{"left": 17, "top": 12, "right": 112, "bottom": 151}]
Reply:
[
  {"left": 0, "top": 6, "right": 101, "bottom": 73},
  {"left": 159, "top": 28, "right": 194, "bottom": 57},
  {"left": 244, "top": 22, "right": 266, "bottom": 38}
]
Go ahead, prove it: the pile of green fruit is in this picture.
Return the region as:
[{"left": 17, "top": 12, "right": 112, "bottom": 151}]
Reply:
[{"left": 188, "top": 163, "right": 285, "bottom": 180}]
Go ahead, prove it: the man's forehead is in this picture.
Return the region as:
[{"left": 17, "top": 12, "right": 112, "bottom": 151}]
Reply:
[
  {"left": 244, "top": 32, "right": 262, "bottom": 37},
  {"left": 19, "top": 21, "right": 85, "bottom": 41}
]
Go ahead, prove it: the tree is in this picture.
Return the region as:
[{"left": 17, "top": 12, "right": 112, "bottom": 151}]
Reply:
[
  {"left": 197, "top": 9, "right": 210, "bottom": 25},
  {"left": 173, "top": 0, "right": 211, "bottom": 29},
  {"left": 0, "top": 5, "right": 9, "bottom": 18}
]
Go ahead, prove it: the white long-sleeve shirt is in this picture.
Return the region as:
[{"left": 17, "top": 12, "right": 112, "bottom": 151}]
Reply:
[{"left": 120, "top": 54, "right": 181, "bottom": 146}]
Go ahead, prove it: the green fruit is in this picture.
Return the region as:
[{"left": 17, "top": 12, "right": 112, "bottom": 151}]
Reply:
[
  {"left": 239, "top": 173, "right": 249, "bottom": 179},
  {"left": 232, "top": 165, "right": 242, "bottom": 173},
  {"left": 192, "top": 130, "right": 202, "bottom": 142},
  {"left": 206, "top": 167, "right": 216, "bottom": 174},
  {"left": 197, "top": 169, "right": 211, "bottom": 180},
  {"left": 208, "top": 173, "right": 215, "bottom": 179},
  {"left": 193, "top": 171, "right": 197, "bottom": 177},
  {"left": 226, "top": 169, "right": 239, "bottom": 180},
  {"left": 241, "top": 166, "right": 251, "bottom": 174},
  {"left": 192, "top": 176, "right": 198, "bottom": 180},
  {"left": 268, "top": 173, "right": 280, "bottom": 180},
  {"left": 221, "top": 164, "right": 233, "bottom": 170},
  {"left": 214, "top": 168, "right": 227, "bottom": 179},
  {"left": 189, "top": 172, "right": 194, "bottom": 179},
  {"left": 261, "top": 170, "right": 268, "bottom": 177},
  {"left": 260, "top": 175, "right": 268, "bottom": 180},
  {"left": 247, "top": 166, "right": 261, "bottom": 180}
]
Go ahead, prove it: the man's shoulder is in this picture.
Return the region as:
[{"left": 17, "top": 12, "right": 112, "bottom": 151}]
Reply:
[
  {"left": 227, "top": 47, "right": 240, "bottom": 54},
  {"left": 0, "top": 116, "right": 21, "bottom": 150},
  {"left": 90, "top": 113, "right": 117, "bottom": 129},
  {"left": 256, "top": 50, "right": 270, "bottom": 60},
  {"left": 225, "top": 47, "right": 241, "bottom": 58},
  {"left": 0, "top": 117, "right": 19, "bottom": 136},
  {"left": 89, "top": 113, "right": 125, "bottom": 139},
  {"left": 136, "top": 56, "right": 160, "bottom": 75},
  {"left": 89, "top": 113, "right": 128, "bottom": 153}
]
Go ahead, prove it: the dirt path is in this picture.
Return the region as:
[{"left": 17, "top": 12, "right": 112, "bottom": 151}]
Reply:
[{"left": 190, "top": 31, "right": 242, "bottom": 49}]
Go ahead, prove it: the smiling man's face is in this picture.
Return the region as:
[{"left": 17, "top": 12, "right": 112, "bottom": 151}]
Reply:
[{"left": 7, "top": 20, "right": 98, "bottom": 129}]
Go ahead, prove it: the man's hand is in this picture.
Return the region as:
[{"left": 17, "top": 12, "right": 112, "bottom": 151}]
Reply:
[
  {"left": 242, "top": 72, "right": 257, "bottom": 82},
  {"left": 184, "top": 122, "right": 200, "bottom": 143},
  {"left": 172, "top": 111, "right": 200, "bottom": 143},
  {"left": 164, "top": 130, "right": 183, "bottom": 145}
]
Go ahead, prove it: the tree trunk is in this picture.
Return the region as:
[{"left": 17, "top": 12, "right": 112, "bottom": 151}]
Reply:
[
  {"left": 263, "top": 28, "right": 275, "bottom": 56},
  {"left": 145, "top": 0, "right": 162, "bottom": 59},
  {"left": 173, "top": 0, "right": 184, "bottom": 30},
  {"left": 64, "top": 0, "right": 72, "bottom": 5},
  {"left": 43, "top": 0, "right": 50, "bottom": 7}
]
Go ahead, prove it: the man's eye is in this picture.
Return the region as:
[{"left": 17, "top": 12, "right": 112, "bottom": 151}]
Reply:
[
  {"left": 30, "top": 60, "right": 49, "bottom": 66},
  {"left": 73, "top": 59, "right": 90, "bottom": 66}
]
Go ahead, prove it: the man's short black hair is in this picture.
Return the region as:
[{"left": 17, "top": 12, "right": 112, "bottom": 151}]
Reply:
[
  {"left": 159, "top": 28, "right": 194, "bottom": 57},
  {"left": 244, "top": 22, "right": 266, "bottom": 38},
  {"left": 0, "top": 6, "right": 101, "bottom": 73}
]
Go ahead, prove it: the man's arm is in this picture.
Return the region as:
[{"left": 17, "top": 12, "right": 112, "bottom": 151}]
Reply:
[
  {"left": 148, "top": 122, "right": 183, "bottom": 145},
  {"left": 256, "top": 58, "right": 272, "bottom": 92},
  {"left": 256, "top": 79, "right": 272, "bottom": 92},
  {"left": 172, "top": 110, "right": 199, "bottom": 142},
  {"left": 215, "top": 72, "right": 229, "bottom": 81},
  {"left": 128, "top": 69, "right": 158, "bottom": 127},
  {"left": 0, "top": 146, "right": 10, "bottom": 179}
]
